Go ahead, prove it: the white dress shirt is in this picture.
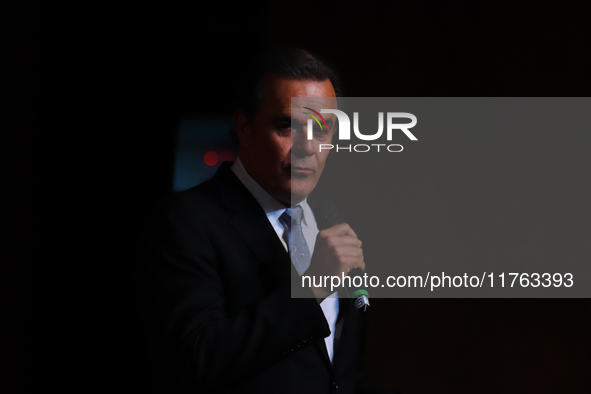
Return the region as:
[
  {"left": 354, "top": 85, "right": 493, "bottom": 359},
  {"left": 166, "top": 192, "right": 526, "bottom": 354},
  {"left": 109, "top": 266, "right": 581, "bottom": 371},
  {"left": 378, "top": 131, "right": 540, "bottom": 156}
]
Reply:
[{"left": 231, "top": 157, "right": 339, "bottom": 362}]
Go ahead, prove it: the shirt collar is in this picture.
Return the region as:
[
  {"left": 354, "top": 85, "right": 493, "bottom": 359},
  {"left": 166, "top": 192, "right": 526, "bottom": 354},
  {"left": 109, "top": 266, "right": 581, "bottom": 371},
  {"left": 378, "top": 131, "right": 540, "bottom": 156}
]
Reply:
[{"left": 231, "top": 157, "right": 312, "bottom": 227}]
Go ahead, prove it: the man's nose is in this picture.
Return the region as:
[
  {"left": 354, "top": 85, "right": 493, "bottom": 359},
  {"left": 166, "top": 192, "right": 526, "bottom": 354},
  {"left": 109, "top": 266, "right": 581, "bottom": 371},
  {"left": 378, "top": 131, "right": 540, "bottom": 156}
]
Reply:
[{"left": 291, "top": 128, "right": 315, "bottom": 157}]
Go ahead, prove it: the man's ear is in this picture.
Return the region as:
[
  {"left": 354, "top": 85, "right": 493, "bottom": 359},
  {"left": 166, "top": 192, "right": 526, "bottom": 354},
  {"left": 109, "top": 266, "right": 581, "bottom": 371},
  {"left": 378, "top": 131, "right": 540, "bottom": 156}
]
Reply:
[{"left": 233, "top": 109, "right": 252, "bottom": 150}]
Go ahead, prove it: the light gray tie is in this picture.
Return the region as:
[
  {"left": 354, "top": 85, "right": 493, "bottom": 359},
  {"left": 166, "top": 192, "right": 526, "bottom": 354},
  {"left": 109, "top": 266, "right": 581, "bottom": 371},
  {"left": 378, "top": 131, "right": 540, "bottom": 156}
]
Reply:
[{"left": 280, "top": 205, "right": 311, "bottom": 275}]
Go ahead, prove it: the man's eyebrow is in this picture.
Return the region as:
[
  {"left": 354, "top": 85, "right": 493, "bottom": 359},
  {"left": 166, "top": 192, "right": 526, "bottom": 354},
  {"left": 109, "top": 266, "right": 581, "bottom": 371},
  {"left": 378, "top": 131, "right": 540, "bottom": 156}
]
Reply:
[
  {"left": 273, "top": 114, "right": 291, "bottom": 123},
  {"left": 324, "top": 117, "right": 336, "bottom": 128}
]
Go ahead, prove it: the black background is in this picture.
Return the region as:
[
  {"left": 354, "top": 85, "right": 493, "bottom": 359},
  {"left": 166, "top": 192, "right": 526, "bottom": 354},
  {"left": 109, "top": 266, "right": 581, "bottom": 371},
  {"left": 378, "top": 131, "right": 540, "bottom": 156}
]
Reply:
[{"left": 5, "top": 1, "right": 591, "bottom": 392}]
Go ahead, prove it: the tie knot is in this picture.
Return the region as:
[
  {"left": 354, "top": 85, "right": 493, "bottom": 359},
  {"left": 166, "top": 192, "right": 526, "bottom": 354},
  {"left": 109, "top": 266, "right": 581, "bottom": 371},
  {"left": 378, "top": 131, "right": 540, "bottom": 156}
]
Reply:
[
  {"left": 290, "top": 205, "right": 304, "bottom": 225},
  {"left": 280, "top": 205, "right": 304, "bottom": 228}
]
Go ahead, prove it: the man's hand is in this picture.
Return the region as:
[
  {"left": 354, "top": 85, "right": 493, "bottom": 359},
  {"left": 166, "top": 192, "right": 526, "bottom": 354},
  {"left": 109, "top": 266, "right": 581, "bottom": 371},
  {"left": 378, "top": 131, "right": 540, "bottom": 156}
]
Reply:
[{"left": 304, "top": 223, "right": 365, "bottom": 302}]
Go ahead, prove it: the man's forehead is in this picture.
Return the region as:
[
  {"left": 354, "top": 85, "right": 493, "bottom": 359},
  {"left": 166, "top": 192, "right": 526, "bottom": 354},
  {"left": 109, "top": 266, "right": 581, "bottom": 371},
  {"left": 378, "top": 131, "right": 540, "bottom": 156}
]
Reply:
[
  {"left": 292, "top": 96, "right": 338, "bottom": 111},
  {"left": 261, "top": 75, "right": 337, "bottom": 113}
]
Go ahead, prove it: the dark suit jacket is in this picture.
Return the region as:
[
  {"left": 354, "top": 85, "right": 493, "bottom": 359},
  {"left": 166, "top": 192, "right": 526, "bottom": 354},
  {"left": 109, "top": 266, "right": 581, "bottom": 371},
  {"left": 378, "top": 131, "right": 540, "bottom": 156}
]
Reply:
[{"left": 134, "top": 162, "right": 395, "bottom": 394}]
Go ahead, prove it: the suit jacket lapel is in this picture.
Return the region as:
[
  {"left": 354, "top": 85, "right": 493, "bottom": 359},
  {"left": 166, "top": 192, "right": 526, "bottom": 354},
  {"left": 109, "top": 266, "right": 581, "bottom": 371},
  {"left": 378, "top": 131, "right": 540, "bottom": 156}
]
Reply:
[
  {"left": 332, "top": 298, "right": 354, "bottom": 371},
  {"left": 314, "top": 334, "right": 332, "bottom": 370},
  {"left": 213, "top": 162, "right": 291, "bottom": 283},
  {"left": 313, "top": 297, "right": 355, "bottom": 372}
]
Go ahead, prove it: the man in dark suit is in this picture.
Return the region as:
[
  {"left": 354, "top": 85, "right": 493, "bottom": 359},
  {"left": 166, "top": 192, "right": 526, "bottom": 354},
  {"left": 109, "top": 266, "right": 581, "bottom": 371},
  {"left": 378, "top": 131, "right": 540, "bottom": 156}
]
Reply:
[{"left": 134, "top": 49, "right": 397, "bottom": 393}]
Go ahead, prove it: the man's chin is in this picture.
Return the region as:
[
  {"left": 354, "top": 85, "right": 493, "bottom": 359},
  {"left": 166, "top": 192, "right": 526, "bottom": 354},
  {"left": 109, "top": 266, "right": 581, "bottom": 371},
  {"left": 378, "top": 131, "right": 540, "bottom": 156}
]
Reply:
[{"left": 290, "top": 182, "right": 316, "bottom": 204}]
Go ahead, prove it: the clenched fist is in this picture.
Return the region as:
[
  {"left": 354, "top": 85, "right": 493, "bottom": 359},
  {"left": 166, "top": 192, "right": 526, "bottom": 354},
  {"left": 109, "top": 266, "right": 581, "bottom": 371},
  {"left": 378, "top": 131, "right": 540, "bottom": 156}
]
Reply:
[{"left": 304, "top": 223, "right": 365, "bottom": 302}]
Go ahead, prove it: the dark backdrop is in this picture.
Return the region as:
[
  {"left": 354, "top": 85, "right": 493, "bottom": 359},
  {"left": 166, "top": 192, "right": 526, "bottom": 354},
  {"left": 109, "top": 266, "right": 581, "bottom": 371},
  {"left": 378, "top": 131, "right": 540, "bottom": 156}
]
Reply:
[{"left": 5, "top": 1, "right": 590, "bottom": 393}]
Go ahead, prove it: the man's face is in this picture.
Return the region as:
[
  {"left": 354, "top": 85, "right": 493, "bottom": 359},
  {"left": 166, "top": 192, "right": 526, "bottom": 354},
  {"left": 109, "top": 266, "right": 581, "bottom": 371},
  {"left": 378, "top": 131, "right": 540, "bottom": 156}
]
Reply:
[{"left": 236, "top": 75, "right": 338, "bottom": 205}]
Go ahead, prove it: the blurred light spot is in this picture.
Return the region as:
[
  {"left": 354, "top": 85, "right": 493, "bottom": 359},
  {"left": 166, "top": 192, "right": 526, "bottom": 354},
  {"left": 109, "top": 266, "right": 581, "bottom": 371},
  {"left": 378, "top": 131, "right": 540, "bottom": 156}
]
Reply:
[
  {"left": 220, "top": 149, "right": 234, "bottom": 162},
  {"left": 204, "top": 151, "right": 218, "bottom": 166},
  {"left": 173, "top": 116, "right": 235, "bottom": 191}
]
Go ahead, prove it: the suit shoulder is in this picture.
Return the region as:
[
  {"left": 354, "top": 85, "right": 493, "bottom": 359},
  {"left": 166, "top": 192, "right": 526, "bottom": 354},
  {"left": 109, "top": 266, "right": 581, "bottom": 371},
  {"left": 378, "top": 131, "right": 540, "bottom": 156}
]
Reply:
[{"left": 144, "top": 178, "right": 228, "bottom": 230}]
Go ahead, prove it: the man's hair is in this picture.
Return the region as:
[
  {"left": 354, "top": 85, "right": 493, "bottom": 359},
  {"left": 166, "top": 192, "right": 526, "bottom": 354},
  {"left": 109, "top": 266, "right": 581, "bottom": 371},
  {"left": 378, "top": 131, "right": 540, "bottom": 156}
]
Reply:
[{"left": 235, "top": 48, "right": 342, "bottom": 118}]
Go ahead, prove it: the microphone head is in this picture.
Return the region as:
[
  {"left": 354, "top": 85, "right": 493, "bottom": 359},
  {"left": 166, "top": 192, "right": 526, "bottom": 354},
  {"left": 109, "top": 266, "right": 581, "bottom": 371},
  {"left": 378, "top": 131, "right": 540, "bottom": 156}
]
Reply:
[{"left": 314, "top": 200, "right": 344, "bottom": 229}]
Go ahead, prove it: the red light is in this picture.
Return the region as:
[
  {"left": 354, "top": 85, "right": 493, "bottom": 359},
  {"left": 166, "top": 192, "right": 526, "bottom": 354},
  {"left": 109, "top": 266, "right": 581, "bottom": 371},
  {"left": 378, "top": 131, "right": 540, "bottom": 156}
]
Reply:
[
  {"left": 204, "top": 151, "right": 218, "bottom": 166},
  {"left": 219, "top": 149, "right": 234, "bottom": 162}
]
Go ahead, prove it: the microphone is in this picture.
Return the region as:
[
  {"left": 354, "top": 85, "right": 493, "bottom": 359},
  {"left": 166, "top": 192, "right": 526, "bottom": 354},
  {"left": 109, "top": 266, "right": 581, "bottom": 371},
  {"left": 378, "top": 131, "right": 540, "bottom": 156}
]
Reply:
[{"left": 316, "top": 201, "right": 370, "bottom": 312}]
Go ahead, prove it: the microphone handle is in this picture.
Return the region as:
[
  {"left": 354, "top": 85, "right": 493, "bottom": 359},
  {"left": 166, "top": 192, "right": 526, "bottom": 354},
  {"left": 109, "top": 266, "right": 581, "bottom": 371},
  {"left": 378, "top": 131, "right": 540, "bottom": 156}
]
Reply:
[
  {"left": 346, "top": 268, "right": 370, "bottom": 312},
  {"left": 322, "top": 212, "right": 370, "bottom": 312}
]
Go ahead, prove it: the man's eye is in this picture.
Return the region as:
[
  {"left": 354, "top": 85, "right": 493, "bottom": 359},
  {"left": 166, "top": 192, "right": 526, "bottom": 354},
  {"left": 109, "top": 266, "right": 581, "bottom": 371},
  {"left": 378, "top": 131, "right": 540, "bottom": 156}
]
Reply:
[
  {"left": 313, "top": 127, "right": 330, "bottom": 135},
  {"left": 278, "top": 123, "right": 292, "bottom": 130}
]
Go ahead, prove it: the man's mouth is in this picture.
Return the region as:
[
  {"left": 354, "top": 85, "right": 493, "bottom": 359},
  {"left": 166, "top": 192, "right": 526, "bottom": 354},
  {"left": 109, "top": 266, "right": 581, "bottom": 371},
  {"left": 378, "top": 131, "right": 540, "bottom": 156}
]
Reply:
[{"left": 290, "top": 166, "right": 314, "bottom": 176}]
